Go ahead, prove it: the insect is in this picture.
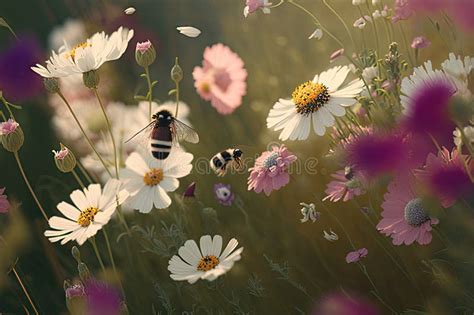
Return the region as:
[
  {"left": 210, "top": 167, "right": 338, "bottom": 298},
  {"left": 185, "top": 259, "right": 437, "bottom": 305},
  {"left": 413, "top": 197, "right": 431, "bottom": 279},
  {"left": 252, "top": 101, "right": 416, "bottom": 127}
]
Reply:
[
  {"left": 126, "top": 110, "right": 199, "bottom": 160},
  {"left": 210, "top": 148, "right": 244, "bottom": 176}
]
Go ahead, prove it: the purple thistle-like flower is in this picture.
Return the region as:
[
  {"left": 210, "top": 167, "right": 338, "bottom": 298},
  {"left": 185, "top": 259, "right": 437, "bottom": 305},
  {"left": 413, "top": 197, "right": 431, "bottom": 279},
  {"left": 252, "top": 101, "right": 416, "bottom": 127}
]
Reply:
[
  {"left": 0, "top": 37, "right": 43, "bottom": 102},
  {"left": 183, "top": 182, "right": 196, "bottom": 198},
  {"left": 346, "top": 132, "right": 407, "bottom": 178},
  {"left": 84, "top": 280, "right": 122, "bottom": 315},
  {"left": 312, "top": 292, "right": 380, "bottom": 315},
  {"left": 214, "top": 183, "right": 235, "bottom": 206}
]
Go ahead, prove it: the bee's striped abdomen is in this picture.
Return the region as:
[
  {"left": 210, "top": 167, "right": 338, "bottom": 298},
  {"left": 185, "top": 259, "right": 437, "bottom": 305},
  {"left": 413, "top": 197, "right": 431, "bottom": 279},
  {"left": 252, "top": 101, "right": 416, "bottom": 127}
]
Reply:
[{"left": 150, "top": 127, "right": 172, "bottom": 160}]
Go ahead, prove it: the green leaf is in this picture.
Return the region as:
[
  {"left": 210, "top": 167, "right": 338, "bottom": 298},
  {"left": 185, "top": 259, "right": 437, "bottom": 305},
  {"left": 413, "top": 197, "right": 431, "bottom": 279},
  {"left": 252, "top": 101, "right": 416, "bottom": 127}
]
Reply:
[
  {"left": 150, "top": 81, "right": 158, "bottom": 88},
  {"left": 168, "top": 89, "right": 177, "bottom": 96},
  {"left": 134, "top": 95, "right": 147, "bottom": 101},
  {"left": 140, "top": 73, "right": 148, "bottom": 78},
  {"left": 0, "top": 17, "right": 17, "bottom": 38}
]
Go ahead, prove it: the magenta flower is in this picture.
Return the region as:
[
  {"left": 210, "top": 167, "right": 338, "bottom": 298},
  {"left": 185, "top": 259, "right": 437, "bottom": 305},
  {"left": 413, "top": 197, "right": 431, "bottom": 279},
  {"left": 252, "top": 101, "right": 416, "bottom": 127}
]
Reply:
[
  {"left": 415, "top": 147, "right": 473, "bottom": 208},
  {"left": 183, "top": 182, "right": 196, "bottom": 198},
  {"left": 214, "top": 183, "right": 235, "bottom": 206},
  {"left": 84, "top": 280, "right": 122, "bottom": 315},
  {"left": 323, "top": 168, "right": 366, "bottom": 202},
  {"left": 345, "top": 248, "right": 368, "bottom": 263},
  {"left": 244, "top": 0, "right": 272, "bottom": 17},
  {"left": 377, "top": 175, "right": 439, "bottom": 245},
  {"left": 346, "top": 132, "right": 407, "bottom": 178},
  {"left": 411, "top": 36, "right": 431, "bottom": 49},
  {"left": 52, "top": 146, "right": 70, "bottom": 160},
  {"left": 312, "top": 292, "right": 379, "bottom": 315},
  {"left": 136, "top": 40, "right": 152, "bottom": 53},
  {"left": 193, "top": 44, "right": 247, "bottom": 115},
  {"left": 408, "top": 0, "right": 474, "bottom": 31},
  {"left": 0, "top": 119, "right": 19, "bottom": 135},
  {"left": 248, "top": 144, "right": 297, "bottom": 196},
  {"left": 392, "top": 0, "right": 413, "bottom": 22},
  {"left": 65, "top": 283, "right": 86, "bottom": 299},
  {"left": 0, "top": 187, "right": 11, "bottom": 214}
]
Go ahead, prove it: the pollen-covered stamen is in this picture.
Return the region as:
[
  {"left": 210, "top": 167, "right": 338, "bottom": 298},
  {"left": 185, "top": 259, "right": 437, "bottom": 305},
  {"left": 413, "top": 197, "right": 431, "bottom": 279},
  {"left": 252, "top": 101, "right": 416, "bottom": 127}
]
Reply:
[
  {"left": 404, "top": 198, "right": 430, "bottom": 226},
  {"left": 77, "top": 207, "right": 99, "bottom": 227},
  {"left": 143, "top": 168, "right": 164, "bottom": 186},
  {"left": 65, "top": 42, "right": 91, "bottom": 60},
  {"left": 292, "top": 81, "right": 330, "bottom": 115},
  {"left": 197, "top": 255, "right": 220, "bottom": 271},
  {"left": 263, "top": 152, "right": 279, "bottom": 169}
]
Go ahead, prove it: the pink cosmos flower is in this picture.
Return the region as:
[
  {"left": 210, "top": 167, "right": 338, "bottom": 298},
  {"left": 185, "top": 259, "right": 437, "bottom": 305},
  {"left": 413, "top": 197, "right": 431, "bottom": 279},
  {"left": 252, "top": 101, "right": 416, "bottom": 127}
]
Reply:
[
  {"left": 411, "top": 36, "right": 431, "bottom": 49},
  {"left": 52, "top": 147, "right": 70, "bottom": 160},
  {"left": 0, "top": 119, "right": 19, "bottom": 135},
  {"left": 323, "top": 168, "right": 366, "bottom": 202},
  {"left": 247, "top": 144, "right": 297, "bottom": 196},
  {"left": 377, "top": 175, "right": 439, "bottom": 245},
  {"left": 408, "top": 0, "right": 474, "bottom": 31},
  {"left": 244, "top": 0, "right": 272, "bottom": 17},
  {"left": 193, "top": 44, "right": 247, "bottom": 115},
  {"left": 0, "top": 187, "right": 11, "bottom": 214},
  {"left": 136, "top": 40, "right": 152, "bottom": 53},
  {"left": 313, "top": 292, "right": 379, "bottom": 315},
  {"left": 392, "top": 0, "right": 413, "bottom": 22},
  {"left": 345, "top": 248, "right": 368, "bottom": 263},
  {"left": 415, "top": 147, "right": 473, "bottom": 208}
]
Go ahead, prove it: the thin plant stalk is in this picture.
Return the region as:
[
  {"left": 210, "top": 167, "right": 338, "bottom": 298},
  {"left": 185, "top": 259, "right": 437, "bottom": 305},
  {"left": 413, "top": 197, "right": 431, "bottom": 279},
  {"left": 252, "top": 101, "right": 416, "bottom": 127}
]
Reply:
[
  {"left": 90, "top": 237, "right": 106, "bottom": 272},
  {"left": 322, "top": 0, "right": 356, "bottom": 49},
  {"left": 13, "top": 152, "right": 48, "bottom": 222},
  {"left": 57, "top": 92, "right": 113, "bottom": 178},
  {"left": 12, "top": 267, "right": 39, "bottom": 315},
  {"left": 103, "top": 227, "right": 126, "bottom": 301},
  {"left": 144, "top": 66, "right": 153, "bottom": 119},
  {"left": 72, "top": 169, "right": 85, "bottom": 189},
  {"left": 93, "top": 88, "right": 119, "bottom": 179}
]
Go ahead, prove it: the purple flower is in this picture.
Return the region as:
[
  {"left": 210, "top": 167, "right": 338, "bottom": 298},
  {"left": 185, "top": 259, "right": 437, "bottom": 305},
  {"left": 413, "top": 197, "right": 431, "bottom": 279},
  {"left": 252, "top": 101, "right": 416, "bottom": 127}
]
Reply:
[
  {"left": 0, "top": 37, "right": 43, "bottom": 102},
  {"left": 84, "top": 280, "right": 122, "bottom": 315},
  {"left": 312, "top": 292, "right": 379, "bottom": 315},
  {"left": 411, "top": 36, "right": 431, "bottom": 49},
  {"left": 136, "top": 40, "right": 152, "bottom": 53},
  {"left": 65, "top": 283, "right": 85, "bottom": 299},
  {"left": 345, "top": 248, "right": 368, "bottom": 263},
  {"left": 214, "top": 183, "right": 234, "bottom": 206},
  {"left": 0, "top": 119, "right": 19, "bottom": 135},
  {"left": 183, "top": 182, "right": 196, "bottom": 198},
  {"left": 0, "top": 187, "right": 11, "bottom": 214}
]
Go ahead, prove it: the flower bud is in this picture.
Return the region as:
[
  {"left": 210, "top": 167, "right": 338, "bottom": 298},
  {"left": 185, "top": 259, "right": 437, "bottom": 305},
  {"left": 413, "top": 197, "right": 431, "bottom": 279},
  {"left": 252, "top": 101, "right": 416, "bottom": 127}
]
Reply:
[
  {"left": 171, "top": 57, "right": 183, "bottom": 83},
  {"left": 83, "top": 70, "right": 100, "bottom": 89},
  {"left": 135, "top": 40, "right": 156, "bottom": 68},
  {"left": 78, "top": 262, "right": 91, "bottom": 282},
  {"left": 64, "top": 280, "right": 86, "bottom": 315},
  {"left": 71, "top": 246, "right": 81, "bottom": 263},
  {"left": 0, "top": 119, "right": 24, "bottom": 152},
  {"left": 53, "top": 144, "right": 77, "bottom": 173},
  {"left": 43, "top": 77, "right": 60, "bottom": 94},
  {"left": 449, "top": 96, "right": 474, "bottom": 125}
]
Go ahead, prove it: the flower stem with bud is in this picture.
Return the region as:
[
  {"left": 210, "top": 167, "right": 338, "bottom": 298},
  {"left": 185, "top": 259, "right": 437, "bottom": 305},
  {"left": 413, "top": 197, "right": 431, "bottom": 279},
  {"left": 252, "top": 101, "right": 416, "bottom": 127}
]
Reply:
[{"left": 171, "top": 57, "right": 183, "bottom": 117}]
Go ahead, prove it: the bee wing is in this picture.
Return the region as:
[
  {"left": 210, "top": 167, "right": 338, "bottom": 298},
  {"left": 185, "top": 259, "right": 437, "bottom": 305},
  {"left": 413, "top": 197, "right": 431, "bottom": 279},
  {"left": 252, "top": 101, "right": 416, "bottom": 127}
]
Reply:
[
  {"left": 124, "top": 120, "right": 155, "bottom": 143},
  {"left": 172, "top": 118, "right": 199, "bottom": 144},
  {"left": 229, "top": 159, "right": 245, "bottom": 173}
]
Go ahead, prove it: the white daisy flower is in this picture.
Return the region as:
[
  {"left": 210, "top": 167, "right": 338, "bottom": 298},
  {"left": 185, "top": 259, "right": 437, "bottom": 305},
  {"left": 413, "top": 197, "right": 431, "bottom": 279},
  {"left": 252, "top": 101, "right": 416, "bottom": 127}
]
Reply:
[
  {"left": 48, "top": 19, "right": 86, "bottom": 51},
  {"left": 176, "top": 26, "right": 201, "bottom": 38},
  {"left": 168, "top": 235, "right": 243, "bottom": 284},
  {"left": 441, "top": 53, "right": 474, "bottom": 99},
  {"left": 453, "top": 126, "right": 474, "bottom": 147},
  {"left": 267, "top": 66, "right": 364, "bottom": 140},
  {"left": 44, "top": 179, "right": 128, "bottom": 246},
  {"left": 121, "top": 148, "right": 193, "bottom": 213},
  {"left": 31, "top": 26, "right": 134, "bottom": 78}
]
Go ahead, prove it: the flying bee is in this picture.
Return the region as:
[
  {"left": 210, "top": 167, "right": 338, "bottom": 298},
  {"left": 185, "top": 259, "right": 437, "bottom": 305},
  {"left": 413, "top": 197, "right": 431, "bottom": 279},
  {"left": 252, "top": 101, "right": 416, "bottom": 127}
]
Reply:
[
  {"left": 210, "top": 148, "right": 244, "bottom": 176},
  {"left": 126, "top": 110, "right": 199, "bottom": 160}
]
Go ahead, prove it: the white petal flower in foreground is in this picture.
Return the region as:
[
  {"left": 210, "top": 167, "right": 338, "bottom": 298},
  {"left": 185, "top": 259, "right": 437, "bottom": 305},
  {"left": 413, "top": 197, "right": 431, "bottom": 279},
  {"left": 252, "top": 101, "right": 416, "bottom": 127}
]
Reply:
[
  {"left": 168, "top": 235, "right": 243, "bottom": 284},
  {"left": 31, "top": 27, "right": 134, "bottom": 78},
  {"left": 176, "top": 26, "right": 201, "bottom": 38},
  {"left": 44, "top": 179, "right": 128, "bottom": 246},
  {"left": 121, "top": 148, "right": 193, "bottom": 213},
  {"left": 267, "top": 66, "right": 364, "bottom": 140}
]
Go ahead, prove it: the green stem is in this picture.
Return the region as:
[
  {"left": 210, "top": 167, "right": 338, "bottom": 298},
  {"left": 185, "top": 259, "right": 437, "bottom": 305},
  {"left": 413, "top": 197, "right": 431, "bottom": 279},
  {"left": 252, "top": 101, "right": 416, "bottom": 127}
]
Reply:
[
  {"left": 12, "top": 267, "right": 39, "bottom": 315},
  {"left": 144, "top": 66, "right": 153, "bottom": 119},
  {"left": 90, "top": 237, "right": 106, "bottom": 272},
  {"left": 57, "top": 92, "right": 113, "bottom": 178},
  {"left": 77, "top": 161, "right": 94, "bottom": 184},
  {"left": 322, "top": 0, "right": 356, "bottom": 49},
  {"left": 269, "top": 0, "right": 285, "bottom": 8},
  {"left": 174, "top": 79, "right": 180, "bottom": 118},
  {"left": 71, "top": 169, "right": 85, "bottom": 189},
  {"left": 365, "top": 2, "right": 379, "bottom": 56},
  {"left": 103, "top": 227, "right": 126, "bottom": 300},
  {"left": 93, "top": 88, "right": 119, "bottom": 179},
  {"left": 13, "top": 152, "right": 48, "bottom": 222},
  {"left": 399, "top": 24, "right": 414, "bottom": 67}
]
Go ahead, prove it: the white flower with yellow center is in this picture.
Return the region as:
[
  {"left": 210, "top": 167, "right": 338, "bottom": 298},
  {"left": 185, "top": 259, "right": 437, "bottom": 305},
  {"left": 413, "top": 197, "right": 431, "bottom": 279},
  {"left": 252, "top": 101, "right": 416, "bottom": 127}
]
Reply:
[
  {"left": 168, "top": 235, "right": 243, "bottom": 284},
  {"left": 120, "top": 148, "right": 193, "bottom": 213},
  {"left": 44, "top": 179, "right": 128, "bottom": 246},
  {"left": 31, "top": 26, "right": 134, "bottom": 78},
  {"left": 267, "top": 66, "right": 364, "bottom": 140}
]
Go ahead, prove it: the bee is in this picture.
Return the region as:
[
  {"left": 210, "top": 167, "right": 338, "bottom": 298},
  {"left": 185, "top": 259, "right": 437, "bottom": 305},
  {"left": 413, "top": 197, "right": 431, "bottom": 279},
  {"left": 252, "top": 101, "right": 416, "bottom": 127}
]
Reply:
[
  {"left": 126, "top": 110, "right": 199, "bottom": 160},
  {"left": 210, "top": 148, "right": 243, "bottom": 176}
]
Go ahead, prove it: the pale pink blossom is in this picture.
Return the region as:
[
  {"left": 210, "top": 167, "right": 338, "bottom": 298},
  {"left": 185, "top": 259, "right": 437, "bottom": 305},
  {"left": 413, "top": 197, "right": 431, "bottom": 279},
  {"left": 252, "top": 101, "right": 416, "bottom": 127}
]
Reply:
[
  {"left": 247, "top": 145, "right": 296, "bottom": 196},
  {"left": 323, "top": 169, "right": 366, "bottom": 202},
  {"left": 329, "top": 48, "right": 344, "bottom": 63},
  {"left": 52, "top": 147, "right": 70, "bottom": 160},
  {"left": 193, "top": 44, "right": 247, "bottom": 115},
  {"left": 345, "top": 248, "right": 368, "bottom": 263},
  {"left": 0, "top": 187, "right": 10, "bottom": 214},
  {"left": 377, "top": 174, "right": 439, "bottom": 246},
  {"left": 411, "top": 36, "right": 431, "bottom": 49},
  {"left": 0, "top": 119, "right": 19, "bottom": 135},
  {"left": 244, "top": 0, "right": 272, "bottom": 17},
  {"left": 392, "top": 0, "right": 413, "bottom": 22},
  {"left": 136, "top": 40, "right": 152, "bottom": 53}
]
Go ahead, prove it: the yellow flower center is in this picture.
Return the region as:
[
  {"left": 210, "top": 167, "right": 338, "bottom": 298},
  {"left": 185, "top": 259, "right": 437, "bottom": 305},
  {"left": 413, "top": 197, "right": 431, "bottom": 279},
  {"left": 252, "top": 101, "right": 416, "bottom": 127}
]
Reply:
[
  {"left": 200, "top": 82, "right": 211, "bottom": 93},
  {"left": 143, "top": 168, "right": 164, "bottom": 186},
  {"left": 77, "top": 207, "right": 99, "bottom": 227},
  {"left": 197, "top": 255, "right": 220, "bottom": 271},
  {"left": 65, "top": 42, "right": 91, "bottom": 60},
  {"left": 292, "top": 81, "right": 330, "bottom": 115}
]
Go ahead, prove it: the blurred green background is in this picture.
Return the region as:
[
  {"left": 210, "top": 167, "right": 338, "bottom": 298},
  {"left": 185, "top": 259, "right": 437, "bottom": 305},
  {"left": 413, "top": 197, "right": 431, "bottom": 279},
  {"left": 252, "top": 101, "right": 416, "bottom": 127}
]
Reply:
[{"left": 1, "top": 0, "right": 473, "bottom": 314}]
